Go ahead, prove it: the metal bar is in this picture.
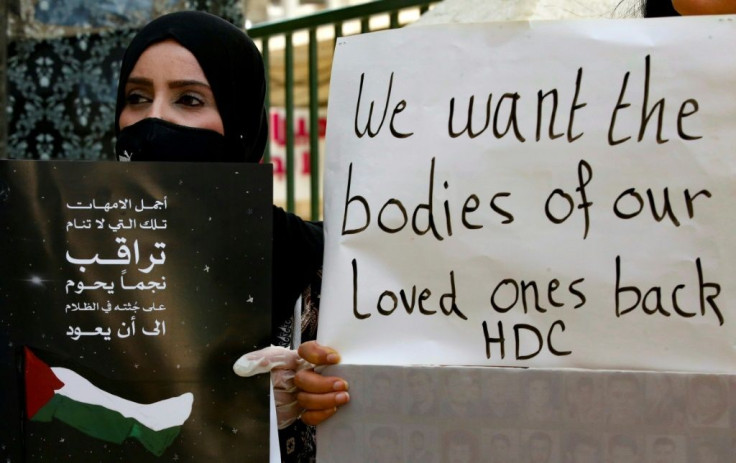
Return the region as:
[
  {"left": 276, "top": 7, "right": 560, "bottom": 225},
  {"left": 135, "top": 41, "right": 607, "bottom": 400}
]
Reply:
[
  {"left": 261, "top": 37, "right": 271, "bottom": 163},
  {"left": 248, "top": 0, "right": 437, "bottom": 37},
  {"left": 360, "top": 16, "right": 370, "bottom": 34},
  {"left": 334, "top": 21, "right": 343, "bottom": 40},
  {"left": 308, "top": 27, "right": 320, "bottom": 220},
  {"left": 284, "top": 32, "right": 295, "bottom": 213},
  {"left": 389, "top": 10, "right": 399, "bottom": 29}
]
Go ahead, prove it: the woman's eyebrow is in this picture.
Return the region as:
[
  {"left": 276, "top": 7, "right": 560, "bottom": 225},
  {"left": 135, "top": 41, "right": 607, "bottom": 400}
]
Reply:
[
  {"left": 168, "top": 80, "right": 211, "bottom": 90},
  {"left": 124, "top": 77, "right": 211, "bottom": 90},
  {"left": 125, "top": 76, "right": 152, "bottom": 87}
]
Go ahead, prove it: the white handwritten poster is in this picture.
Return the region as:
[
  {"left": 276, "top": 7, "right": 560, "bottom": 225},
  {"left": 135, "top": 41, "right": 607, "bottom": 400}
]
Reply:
[
  {"left": 318, "top": 16, "right": 736, "bottom": 372},
  {"left": 0, "top": 160, "right": 272, "bottom": 461}
]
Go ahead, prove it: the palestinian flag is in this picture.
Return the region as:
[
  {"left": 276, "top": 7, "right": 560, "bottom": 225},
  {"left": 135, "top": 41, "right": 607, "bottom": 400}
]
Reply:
[{"left": 24, "top": 347, "right": 193, "bottom": 456}]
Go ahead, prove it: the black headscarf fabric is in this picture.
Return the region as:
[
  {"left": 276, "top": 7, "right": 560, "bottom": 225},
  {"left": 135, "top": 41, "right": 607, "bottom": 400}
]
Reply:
[
  {"left": 642, "top": 0, "right": 680, "bottom": 17},
  {"left": 115, "top": 11, "right": 268, "bottom": 163}
]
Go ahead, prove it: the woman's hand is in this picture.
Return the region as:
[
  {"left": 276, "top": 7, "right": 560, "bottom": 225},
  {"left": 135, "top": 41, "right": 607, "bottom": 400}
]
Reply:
[
  {"left": 295, "top": 341, "right": 350, "bottom": 426},
  {"left": 233, "top": 345, "right": 312, "bottom": 429}
]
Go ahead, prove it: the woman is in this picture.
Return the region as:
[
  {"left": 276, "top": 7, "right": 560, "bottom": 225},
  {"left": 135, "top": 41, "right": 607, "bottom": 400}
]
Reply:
[{"left": 114, "top": 10, "right": 347, "bottom": 461}]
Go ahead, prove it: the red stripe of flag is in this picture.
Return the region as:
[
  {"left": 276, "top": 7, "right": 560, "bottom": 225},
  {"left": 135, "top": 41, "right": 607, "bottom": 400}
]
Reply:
[{"left": 24, "top": 347, "right": 64, "bottom": 419}]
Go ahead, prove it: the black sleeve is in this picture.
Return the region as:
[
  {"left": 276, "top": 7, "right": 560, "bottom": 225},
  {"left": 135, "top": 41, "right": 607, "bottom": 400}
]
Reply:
[{"left": 271, "top": 205, "right": 323, "bottom": 339}]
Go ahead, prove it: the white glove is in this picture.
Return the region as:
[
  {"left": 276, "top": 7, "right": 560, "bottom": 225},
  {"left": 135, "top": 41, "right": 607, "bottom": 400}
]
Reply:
[{"left": 233, "top": 346, "right": 313, "bottom": 429}]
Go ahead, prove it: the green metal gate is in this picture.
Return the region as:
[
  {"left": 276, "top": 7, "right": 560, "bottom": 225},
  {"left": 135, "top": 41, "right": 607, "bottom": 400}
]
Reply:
[{"left": 248, "top": 0, "right": 438, "bottom": 220}]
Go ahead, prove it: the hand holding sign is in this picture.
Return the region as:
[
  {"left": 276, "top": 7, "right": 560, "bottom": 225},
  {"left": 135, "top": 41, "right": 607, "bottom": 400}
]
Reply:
[{"left": 294, "top": 341, "right": 350, "bottom": 425}]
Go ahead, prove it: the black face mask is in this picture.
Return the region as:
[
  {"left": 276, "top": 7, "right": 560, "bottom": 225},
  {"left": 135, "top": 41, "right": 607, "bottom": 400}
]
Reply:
[{"left": 116, "top": 118, "right": 235, "bottom": 162}]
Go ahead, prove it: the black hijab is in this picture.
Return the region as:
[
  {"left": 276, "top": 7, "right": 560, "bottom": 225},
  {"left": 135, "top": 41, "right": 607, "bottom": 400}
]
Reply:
[
  {"left": 115, "top": 11, "right": 268, "bottom": 163},
  {"left": 642, "top": 0, "right": 680, "bottom": 17}
]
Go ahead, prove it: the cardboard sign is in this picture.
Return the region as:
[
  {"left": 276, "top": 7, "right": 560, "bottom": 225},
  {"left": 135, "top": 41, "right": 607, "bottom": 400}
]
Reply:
[
  {"left": 318, "top": 16, "right": 736, "bottom": 372},
  {"left": 0, "top": 160, "right": 272, "bottom": 461}
]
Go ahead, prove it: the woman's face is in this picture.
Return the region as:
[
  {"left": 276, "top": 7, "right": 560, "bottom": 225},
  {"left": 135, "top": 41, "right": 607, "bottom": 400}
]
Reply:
[
  {"left": 119, "top": 39, "right": 224, "bottom": 134},
  {"left": 672, "top": 0, "right": 736, "bottom": 15}
]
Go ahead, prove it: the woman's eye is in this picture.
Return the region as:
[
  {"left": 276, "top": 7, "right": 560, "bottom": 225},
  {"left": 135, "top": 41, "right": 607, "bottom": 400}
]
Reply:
[
  {"left": 125, "top": 92, "right": 149, "bottom": 105},
  {"left": 177, "top": 94, "right": 204, "bottom": 107}
]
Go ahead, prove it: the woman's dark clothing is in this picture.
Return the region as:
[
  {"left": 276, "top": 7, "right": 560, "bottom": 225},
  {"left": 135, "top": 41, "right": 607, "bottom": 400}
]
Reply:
[
  {"left": 643, "top": 0, "right": 680, "bottom": 17},
  {"left": 273, "top": 210, "right": 322, "bottom": 463},
  {"left": 272, "top": 206, "right": 323, "bottom": 340},
  {"left": 273, "top": 259, "right": 322, "bottom": 463}
]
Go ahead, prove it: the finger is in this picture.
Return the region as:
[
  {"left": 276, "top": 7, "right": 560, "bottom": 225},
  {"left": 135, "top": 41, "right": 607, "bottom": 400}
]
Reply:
[
  {"left": 297, "top": 390, "right": 350, "bottom": 411},
  {"left": 234, "top": 346, "right": 305, "bottom": 377},
  {"left": 252, "top": 346, "right": 304, "bottom": 370},
  {"left": 300, "top": 407, "right": 338, "bottom": 426},
  {"left": 294, "top": 369, "right": 349, "bottom": 394},
  {"left": 298, "top": 341, "right": 340, "bottom": 366},
  {"left": 233, "top": 354, "right": 272, "bottom": 377}
]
